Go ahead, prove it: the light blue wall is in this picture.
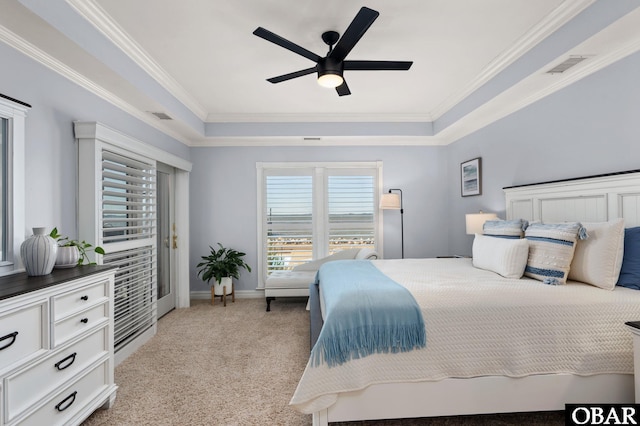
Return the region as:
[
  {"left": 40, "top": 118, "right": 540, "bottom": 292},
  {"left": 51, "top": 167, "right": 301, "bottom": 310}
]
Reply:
[
  {"left": 4, "top": 29, "right": 639, "bottom": 296},
  {"left": 192, "top": 51, "right": 640, "bottom": 292},
  {"left": 447, "top": 50, "right": 640, "bottom": 256},
  {"left": 189, "top": 145, "right": 449, "bottom": 292},
  {"left": 0, "top": 42, "right": 190, "bottom": 239}
]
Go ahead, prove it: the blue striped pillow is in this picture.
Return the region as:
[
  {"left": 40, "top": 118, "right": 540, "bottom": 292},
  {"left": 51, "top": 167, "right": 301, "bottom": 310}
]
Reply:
[
  {"left": 524, "top": 222, "right": 588, "bottom": 285},
  {"left": 483, "top": 219, "right": 528, "bottom": 239}
]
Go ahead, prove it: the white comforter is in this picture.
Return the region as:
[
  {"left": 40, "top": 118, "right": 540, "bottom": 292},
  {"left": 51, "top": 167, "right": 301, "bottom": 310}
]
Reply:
[{"left": 290, "top": 258, "right": 640, "bottom": 414}]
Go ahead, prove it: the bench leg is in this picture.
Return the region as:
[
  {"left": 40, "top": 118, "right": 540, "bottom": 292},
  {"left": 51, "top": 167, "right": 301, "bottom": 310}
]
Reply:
[{"left": 266, "top": 296, "right": 275, "bottom": 312}]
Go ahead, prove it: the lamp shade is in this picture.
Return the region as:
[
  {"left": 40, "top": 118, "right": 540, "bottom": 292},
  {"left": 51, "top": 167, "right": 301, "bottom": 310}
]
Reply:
[
  {"left": 380, "top": 193, "right": 401, "bottom": 209},
  {"left": 465, "top": 212, "right": 498, "bottom": 235}
]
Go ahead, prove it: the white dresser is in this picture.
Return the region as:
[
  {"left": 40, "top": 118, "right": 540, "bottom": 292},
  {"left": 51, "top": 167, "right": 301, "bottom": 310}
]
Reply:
[{"left": 0, "top": 266, "right": 117, "bottom": 426}]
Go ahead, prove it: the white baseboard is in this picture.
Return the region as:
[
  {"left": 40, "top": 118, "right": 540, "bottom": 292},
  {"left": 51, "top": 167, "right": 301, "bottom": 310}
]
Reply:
[
  {"left": 190, "top": 289, "right": 264, "bottom": 300},
  {"left": 115, "top": 323, "right": 157, "bottom": 366}
]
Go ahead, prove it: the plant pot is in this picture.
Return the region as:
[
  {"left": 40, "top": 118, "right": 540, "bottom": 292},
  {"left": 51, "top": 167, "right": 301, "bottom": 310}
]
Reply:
[
  {"left": 55, "top": 246, "right": 80, "bottom": 268},
  {"left": 213, "top": 277, "right": 233, "bottom": 296},
  {"left": 20, "top": 227, "right": 58, "bottom": 276}
]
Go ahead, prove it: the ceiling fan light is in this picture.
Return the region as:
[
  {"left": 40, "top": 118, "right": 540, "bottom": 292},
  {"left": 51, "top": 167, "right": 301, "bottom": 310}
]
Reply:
[{"left": 317, "top": 73, "right": 344, "bottom": 88}]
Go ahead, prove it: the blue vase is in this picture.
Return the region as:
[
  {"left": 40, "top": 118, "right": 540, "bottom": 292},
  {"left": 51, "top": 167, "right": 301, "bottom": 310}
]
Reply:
[{"left": 20, "top": 227, "right": 58, "bottom": 276}]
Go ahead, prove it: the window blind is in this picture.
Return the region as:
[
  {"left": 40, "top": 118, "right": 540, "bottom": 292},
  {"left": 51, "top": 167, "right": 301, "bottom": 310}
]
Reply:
[
  {"left": 0, "top": 118, "right": 7, "bottom": 262},
  {"left": 100, "top": 149, "right": 157, "bottom": 352},
  {"left": 259, "top": 163, "right": 380, "bottom": 281},
  {"left": 265, "top": 175, "right": 313, "bottom": 272},
  {"left": 327, "top": 175, "right": 376, "bottom": 254}
]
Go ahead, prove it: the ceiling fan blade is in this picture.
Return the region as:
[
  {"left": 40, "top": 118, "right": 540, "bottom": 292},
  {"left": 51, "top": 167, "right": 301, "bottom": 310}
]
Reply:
[
  {"left": 253, "top": 27, "right": 322, "bottom": 63},
  {"left": 267, "top": 67, "right": 317, "bottom": 84},
  {"left": 344, "top": 60, "right": 413, "bottom": 71},
  {"left": 336, "top": 80, "right": 351, "bottom": 96},
  {"left": 329, "top": 7, "right": 379, "bottom": 62}
]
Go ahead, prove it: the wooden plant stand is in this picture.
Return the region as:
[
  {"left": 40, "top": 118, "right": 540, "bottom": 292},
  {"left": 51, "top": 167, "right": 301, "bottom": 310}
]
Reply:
[{"left": 211, "top": 282, "right": 235, "bottom": 307}]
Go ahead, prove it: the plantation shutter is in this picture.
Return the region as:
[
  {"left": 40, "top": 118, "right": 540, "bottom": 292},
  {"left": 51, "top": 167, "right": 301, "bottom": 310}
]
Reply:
[
  {"left": 100, "top": 149, "right": 157, "bottom": 352},
  {"left": 258, "top": 162, "right": 381, "bottom": 284},
  {"left": 327, "top": 174, "right": 376, "bottom": 254},
  {"left": 265, "top": 174, "right": 313, "bottom": 273}
]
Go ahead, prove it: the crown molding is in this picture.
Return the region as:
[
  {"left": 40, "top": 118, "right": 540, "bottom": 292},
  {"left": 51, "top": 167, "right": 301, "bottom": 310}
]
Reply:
[
  {"left": 65, "top": 0, "right": 209, "bottom": 121},
  {"left": 0, "top": 24, "right": 192, "bottom": 146},
  {"left": 205, "top": 112, "right": 433, "bottom": 123},
  {"left": 189, "top": 135, "right": 446, "bottom": 147},
  {"left": 429, "top": 0, "right": 596, "bottom": 121}
]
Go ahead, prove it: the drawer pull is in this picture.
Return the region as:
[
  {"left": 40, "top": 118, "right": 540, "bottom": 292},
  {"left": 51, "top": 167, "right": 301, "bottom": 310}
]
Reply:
[
  {"left": 80, "top": 318, "right": 89, "bottom": 324},
  {"left": 55, "top": 391, "right": 77, "bottom": 412},
  {"left": 80, "top": 295, "right": 89, "bottom": 301},
  {"left": 0, "top": 331, "right": 18, "bottom": 350},
  {"left": 54, "top": 352, "right": 77, "bottom": 371}
]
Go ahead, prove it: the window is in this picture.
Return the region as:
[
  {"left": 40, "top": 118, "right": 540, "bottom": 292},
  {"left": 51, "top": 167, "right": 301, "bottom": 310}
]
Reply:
[
  {"left": 0, "top": 95, "right": 28, "bottom": 276},
  {"left": 100, "top": 150, "right": 157, "bottom": 352},
  {"left": 78, "top": 132, "right": 157, "bottom": 354},
  {"left": 257, "top": 162, "right": 382, "bottom": 286},
  {"left": 75, "top": 121, "right": 192, "bottom": 363},
  {"left": 1, "top": 117, "right": 7, "bottom": 262}
]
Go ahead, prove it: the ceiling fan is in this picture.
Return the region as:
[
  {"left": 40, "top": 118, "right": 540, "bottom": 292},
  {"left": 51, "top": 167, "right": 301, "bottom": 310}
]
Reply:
[{"left": 253, "top": 6, "right": 413, "bottom": 96}]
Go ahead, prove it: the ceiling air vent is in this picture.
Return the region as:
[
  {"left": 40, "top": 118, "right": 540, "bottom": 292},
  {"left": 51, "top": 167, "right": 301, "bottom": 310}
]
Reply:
[
  {"left": 149, "top": 111, "right": 172, "bottom": 120},
  {"left": 546, "top": 56, "right": 588, "bottom": 74}
]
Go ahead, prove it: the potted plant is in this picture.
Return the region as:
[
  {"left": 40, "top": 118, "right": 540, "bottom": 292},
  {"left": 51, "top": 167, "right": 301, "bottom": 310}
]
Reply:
[
  {"left": 197, "top": 243, "right": 251, "bottom": 304},
  {"left": 49, "top": 227, "right": 106, "bottom": 268}
]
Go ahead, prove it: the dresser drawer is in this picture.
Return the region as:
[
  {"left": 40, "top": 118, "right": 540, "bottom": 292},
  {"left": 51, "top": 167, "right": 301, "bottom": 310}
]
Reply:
[
  {"left": 4, "top": 325, "right": 109, "bottom": 422},
  {"left": 52, "top": 280, "right": 109, "bottom": 321},
  {"left": 53, "top": 302, "right": 108, "bottom": 347},
  {"left": 15, "top": 361, "right": 110, "bottom": 426},
  {"left": 0, "top": 301, "right": 47, "bottom": 374}
]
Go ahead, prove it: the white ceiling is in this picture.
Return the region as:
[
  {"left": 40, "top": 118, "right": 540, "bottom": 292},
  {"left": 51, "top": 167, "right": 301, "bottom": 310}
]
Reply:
[{"left": 3, "top": 0, "right": 640, "bottom": 145}]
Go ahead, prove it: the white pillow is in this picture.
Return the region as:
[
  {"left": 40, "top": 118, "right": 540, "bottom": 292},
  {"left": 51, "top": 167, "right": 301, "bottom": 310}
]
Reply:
[
  {"left": 472, "top": 234, "right": 529, "bottom": 278},
  {"left": 355, "top": 248, "right": 378, "bottom": 260},
  {"left": 568, "top": 218, "right": 625, "bottom": 290}
]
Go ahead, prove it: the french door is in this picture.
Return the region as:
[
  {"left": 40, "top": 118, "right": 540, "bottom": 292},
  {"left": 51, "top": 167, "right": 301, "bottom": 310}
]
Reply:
[{"left": 156, "top": 163, "right": 176, "bottom": 318}]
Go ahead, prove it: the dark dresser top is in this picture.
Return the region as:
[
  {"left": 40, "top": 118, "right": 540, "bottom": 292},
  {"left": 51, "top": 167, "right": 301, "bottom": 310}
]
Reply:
[{"left": 0, "top": 265, "right": 117, "bottom": 301}]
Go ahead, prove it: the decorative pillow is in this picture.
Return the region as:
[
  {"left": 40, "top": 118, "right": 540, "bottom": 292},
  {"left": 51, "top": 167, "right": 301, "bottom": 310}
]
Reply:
[
  {"left": 472, "top": 234, "right": 529, "bottom": 278},
  {"left": 524, "top": 222, "right": 588, "bottom": 285},
  {"left": 616, "top": 227, "right": 640, "bottom": 290},
  {"left": 355, "top": 248, "right": 378, "bottom": 260},
  {"left": 568, "top": 219, "right": 624, "bottom": 290},
  {"left": 482, "top": 219, "right": 528, "bottom": 239}
]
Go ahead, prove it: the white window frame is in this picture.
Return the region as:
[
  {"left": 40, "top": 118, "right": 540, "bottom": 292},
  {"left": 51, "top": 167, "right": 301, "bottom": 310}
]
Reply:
[
  {"left": 74, "top": 121, "right": 192, "bottom": 365},
  {"left": 256, "top": 161, "right": 383, "bottom": 288},
  {"left": 0, "top": 96, "right": 27, "bottom": 276}
]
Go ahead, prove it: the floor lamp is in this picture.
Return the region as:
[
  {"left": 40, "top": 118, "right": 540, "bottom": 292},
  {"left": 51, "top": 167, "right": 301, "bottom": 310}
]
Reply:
[{"left": 380, "top": 189, "right": 404, "bottom": 258}]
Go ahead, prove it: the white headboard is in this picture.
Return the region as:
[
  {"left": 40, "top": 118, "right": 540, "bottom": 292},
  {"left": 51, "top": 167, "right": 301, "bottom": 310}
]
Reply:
[{"left": 504, "top": 171, "right": 640, "bottom": 227}]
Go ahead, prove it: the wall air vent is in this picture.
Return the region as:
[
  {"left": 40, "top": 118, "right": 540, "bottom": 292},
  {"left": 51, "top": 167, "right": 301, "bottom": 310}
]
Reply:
[
  {"left": 546, "top": 56, "right": 588, "bottom": 74},
  {"left": 149, "top": 111, "right": 173, "bottom": 120}
]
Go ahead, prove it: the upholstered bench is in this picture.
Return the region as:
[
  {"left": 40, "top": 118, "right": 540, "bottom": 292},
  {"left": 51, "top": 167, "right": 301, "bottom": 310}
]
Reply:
[{"left": 264, "top": 247, "right": 378, "bottom": 311}]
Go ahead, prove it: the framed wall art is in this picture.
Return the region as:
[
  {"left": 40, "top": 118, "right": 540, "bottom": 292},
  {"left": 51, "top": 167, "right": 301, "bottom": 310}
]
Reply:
[{"left": 461, "top": 157, "right": 482, "bottom": 197}]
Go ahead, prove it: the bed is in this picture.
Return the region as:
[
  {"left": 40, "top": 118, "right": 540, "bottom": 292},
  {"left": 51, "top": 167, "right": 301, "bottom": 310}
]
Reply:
[{"left": 293, "top": 170, "right": 640, "bottom": 426}]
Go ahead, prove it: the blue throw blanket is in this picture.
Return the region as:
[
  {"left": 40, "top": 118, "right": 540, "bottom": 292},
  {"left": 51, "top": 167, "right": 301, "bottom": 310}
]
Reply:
[{"left": 310, "top": 260, "right": 426, "bottom": 368}]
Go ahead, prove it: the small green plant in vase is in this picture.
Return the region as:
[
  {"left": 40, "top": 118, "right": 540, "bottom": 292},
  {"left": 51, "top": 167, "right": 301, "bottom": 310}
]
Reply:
[
  {"left": 50, "top": 227, "right": 106, "bottom": 268},
  {"left": 197, "top": 243, "right": 251, "bottom": 306}
]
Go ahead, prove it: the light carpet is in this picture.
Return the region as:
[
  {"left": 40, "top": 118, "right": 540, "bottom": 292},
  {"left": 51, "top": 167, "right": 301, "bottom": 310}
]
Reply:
[{"left": 82, "top": 298, "right": 564, "bottom": 425}]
